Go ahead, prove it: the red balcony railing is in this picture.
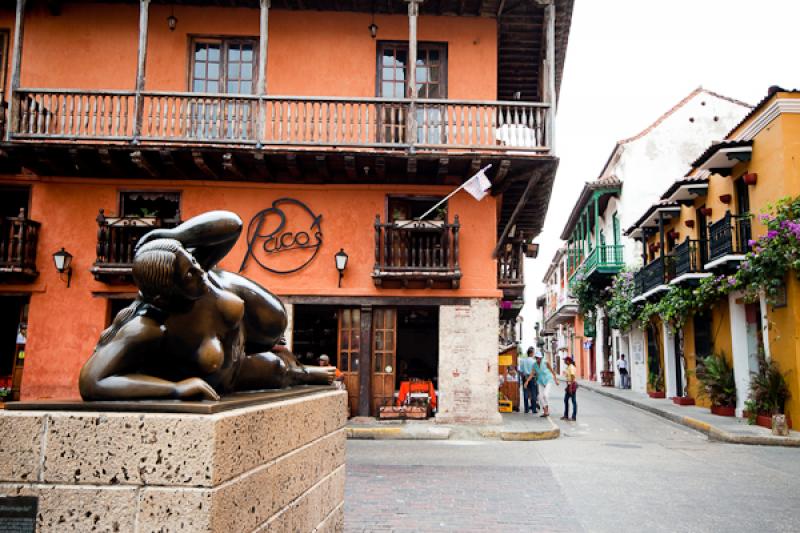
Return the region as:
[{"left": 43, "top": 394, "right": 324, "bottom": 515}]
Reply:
[{"left": 0, "top": 210, "right": 40, "bottom": 282}]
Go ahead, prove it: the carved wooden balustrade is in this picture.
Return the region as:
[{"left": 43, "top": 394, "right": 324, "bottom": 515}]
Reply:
[
  {"left": 92, "top": 209, "right": 181, "bottom": 283},
  {"left": 11, "top": 90, "right": 550, "bottom": 152},
  {"left": 497, "top": 243, "right": 525, "bottom": 293},
  {"left": 372, "top": 216, "right": 461, "bottom": 288},
  {"left": 0, "top": 209, "right": 40, "bottom": 283}
]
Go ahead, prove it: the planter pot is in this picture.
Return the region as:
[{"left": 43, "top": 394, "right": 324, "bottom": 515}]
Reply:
[
  {"left": 700, "top": 208, "right": 712, "bottom": 216},
  {"left": 755, "top": 413, "right": 792, "bottom": 430},
  {"left": 685, "top": 220, "right": 695, "bottom": 229},
  {"left": 648, "top": 391, "right": 666, "bottom": 399},
  {"left": 743, "top": 173, "right": 758, "bottom": 185},
  {"left": 672, "top": 396, "right": 695, "bottom": 406},
  {"left": 719, "top": 194, "right": 732, "bottom": 204},
  {"left": 710, "top": 405, "right": 735, "bottom": 417}
]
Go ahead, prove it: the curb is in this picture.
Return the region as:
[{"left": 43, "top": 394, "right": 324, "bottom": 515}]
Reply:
[
  {"left": 583, "top": 383, "right": 800, "bottom": 448},
  {"left": 345, "top": 426, "right": 451, "bottom": 440},
  {"left": 480, "top": 417, "right": 561, "bottom": 441}
]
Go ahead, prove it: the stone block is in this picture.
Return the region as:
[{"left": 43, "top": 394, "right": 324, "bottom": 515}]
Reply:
[{"left": 0, "top": 389, "right": 347, "bottom": 532}]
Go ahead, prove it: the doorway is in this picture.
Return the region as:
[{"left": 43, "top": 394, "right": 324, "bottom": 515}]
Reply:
[
  {"left": 0, "top": 295, "right": 29, "bottom": 401},
  {"left": 673, "top": 329, "right": 685, "bottom": 397}
]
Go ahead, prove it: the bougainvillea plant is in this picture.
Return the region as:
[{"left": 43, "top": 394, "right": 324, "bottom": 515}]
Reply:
[{"left": 607, "top": 270, "right": 639, "bottom": 332}]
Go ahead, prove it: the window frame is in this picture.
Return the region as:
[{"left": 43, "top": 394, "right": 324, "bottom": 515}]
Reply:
[
  {"left": 188, "top": 35, "right": 259, "bottom": 95},
  {"left": 118, "top": 189, "right": 182, "bottom": 220},
  {"left": 375, "top": 41, "right": 448, "bottom": 99}
]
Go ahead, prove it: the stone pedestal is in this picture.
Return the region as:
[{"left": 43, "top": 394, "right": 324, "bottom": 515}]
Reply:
[{"left": 0, "top": 389, "right": 346, "bottom": 532}]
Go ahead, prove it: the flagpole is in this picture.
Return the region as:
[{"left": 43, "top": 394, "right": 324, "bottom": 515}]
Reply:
[{"left": 415, "top": 164, "right": 493, "bottom": 221}]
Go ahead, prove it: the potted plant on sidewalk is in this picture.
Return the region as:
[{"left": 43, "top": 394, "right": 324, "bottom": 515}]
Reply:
[
  {"left": 695, "top": 353, "right": 736, "bottom": 416},
  {"left": 647, "top": 369, "right": 666, "bottom": 399},
  {"left": 746, "top": 354, "right": 792, "bottom": 429}
]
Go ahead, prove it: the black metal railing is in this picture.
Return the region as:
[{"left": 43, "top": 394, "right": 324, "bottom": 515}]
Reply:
[
  {"left": 0, "top": 211, "right": 40, "bottom": 280},
  {"left": 674, "top": 238, "right": 707, "bottom": 277},
  {"left": 373, "top": 216, "right": 461, "bottom": 288},
  {"left": 708, "top": 211, "right": 751, "bottom": 262},
  {"left": 92, "top": 209, "right": 180, "bottom": 280},
  {"left": 638, "top": 256, "right": 670, "bottom": 295}
]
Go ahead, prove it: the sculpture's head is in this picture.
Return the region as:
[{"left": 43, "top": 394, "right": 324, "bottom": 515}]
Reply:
[{"left": 133, "top": 238, "right": 207, "bottom": 303}]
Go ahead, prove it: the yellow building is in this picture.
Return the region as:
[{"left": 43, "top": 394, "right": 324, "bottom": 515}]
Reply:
[{"left": 626, "top": 87, "right": 800, "bottom": 422}]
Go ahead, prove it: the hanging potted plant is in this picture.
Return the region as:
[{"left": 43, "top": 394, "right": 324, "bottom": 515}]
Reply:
[{"left": 695, "top": 353, "right": 736, "bottom": 416}]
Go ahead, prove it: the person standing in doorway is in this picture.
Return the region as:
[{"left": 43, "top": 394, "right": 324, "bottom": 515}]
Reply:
[
  {"left": 530, "top": 351, "right": 559, "bottom": 417},
  {"left": 519, "top": 347, "right": 538, "bottom": 414},
  {"left": 561, "top": 356, "right": 578, "bottom": 421},
  {"left": 617, "top": 354, "right": 629, "bottom": 389}
]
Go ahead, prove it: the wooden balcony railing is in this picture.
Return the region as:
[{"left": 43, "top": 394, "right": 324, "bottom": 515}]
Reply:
[
  {"left": 708, "top": 211, "right": 751, "bottom": 263},
  {"left": 0, "top": 210, "right": 40, "bottom": 282},
  {"left": 372, "top": 217, "right": 461, "bottom": 288},
  {"left": 91, "top": 209, "right": 180, "bottom": 282},
  {"left": 674, "top": 238, "right": 707, "bottom": 277},
  {"left": 498, "top": 244, "right": 525, "bottom": 291},
  {"left": 9, "top": 89, "right": 551, "bottom": 153}
]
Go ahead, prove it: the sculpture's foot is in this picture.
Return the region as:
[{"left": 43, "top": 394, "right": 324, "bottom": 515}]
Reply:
[{"left": 298, "top": 365, "right": 336, "bottom": 385}]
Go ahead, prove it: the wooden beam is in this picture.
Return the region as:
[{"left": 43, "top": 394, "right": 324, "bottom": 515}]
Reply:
[
  {"left": 375, "top": 156, "right": 386, "bottom": 180},
  {"left": 315, "top": 154, "right": 329, "bottom": 179},
  {"left": 130, "top": 150, "right": 157, "bottom": 178},
  {"left": 46, "top": 0, "right": 62, "bottom": 15},
  {"left": 344, "top": 155, "right": 356, "bottom": 180},
  {"left": 192, "top": 151, "right": 218, "bottom": 180},
  {"left": 97, "top": 148, "right": 116, "bottom": 173},
  {"left": 406, "top": 156, "right": 417, "bottom": 180},
  {"left": 437, "top": 157, "right": 449, "bottom": 179},
  {"left": 493, "top": 167, "right": 543, "bottom": 258},
  {"left": 133, "top": 0, "right": 151, "bottom": 141},
  {"left": 158, "top": 149, "right": 186, "bottom": 179},
  {"left": 285, "top": 153, "right": 300, "bottom": 177},
  {"left": 253, "top": 152, "right": 273, "bottom": 181},
  {"left": 222, "top": 152, "right": 245, "bottom": 180},
  {"left": 495, "top": 159, "right": 511, "bottom": 184},
  {"left": 7, "top": 0, "right": 27, "bottom": 141}
]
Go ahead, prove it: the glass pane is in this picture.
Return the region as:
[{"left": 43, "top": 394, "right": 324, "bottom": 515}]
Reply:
[
  {"left": 352, "top": 332, "right": 360, "bottom": 351},
  {"left": 228, "top": 63, "right": 240, "bottom": 79},
  {"left": 341, "top": 333, "right": 350, "bottom": 350},
  {"left": 242, "top": 48, "right": 254, "bottom": 62},
  {"left": 374, "top": 354, "right": 382, "bottom": 373},
  {"left": 427, "top": 85, "right": 441, "bottom": 98},
  {"left": 229, "top": 47, "right": 241, "bottom": 62},
  {"left": 354, "top": 309, "right": 360, "bottom": 324},
  {"left": 227, "top": 81, "right": 238, "bottom": 93},
  {"left": 240, "top": 81, "right": 252, "bottom": 94},
  {"left": 340, "top": 352, "right": 348, "bottom": 371},
  {"left": 396, "top": 50, "right": 407, "bottom": 67},
  {"left": 195, "top": 63, "right": 206, "bottom": 79},
  {"left": 382, "top": 67, "right": 394, "bottom": 82},
  {"left": 342, "top": 309, "right": 350, "bottom": 328},
  {"left": 386, "top": 332, "right": 394, "bottom": 350},
  {"left": 208, "top": 63, "right": 219, "bottom": 79},
  {"left": 429, "top": 66, "right": 439, "bottom": 82},
  {"left": 352, "top": 356, "right": 359, "bottom": 371},
  {"left": 382, "top": 50, "right": 395, "bottom": 67},
  {"left": 429, "top": 49, "right": 440, "bottom": 63},
  {"left": 207, "top": 81, "right": 219, "bottom": 93},
  {"left": 208, "top": 45, "right": 221, "bottom": 62},
  {"left": 195, "top": 45, "right": 208, "bottom": 61},
  {"left": 416, "top": 67, "right": 429, "bottom": 83},
  {"left": 241, "top": 63, "right": 253, "bottom": 80},
  {"left": 381, "top": 82, "right": 394, "bottom": 97},
  {"left": 375, "top": 331, "right": 384, "bottom": 351},
  {"left": 193, "top": 80, "right": 204, "bottom": 92}
]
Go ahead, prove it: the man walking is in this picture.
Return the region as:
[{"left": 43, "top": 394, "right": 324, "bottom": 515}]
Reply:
[
  {"left": 617, "top": 354, "right": 630, "bottom": 389},
  {"left": 519, "top": 347, "right": 538, "bottom": 414}
]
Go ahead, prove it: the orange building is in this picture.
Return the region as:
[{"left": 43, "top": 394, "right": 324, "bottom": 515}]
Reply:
[{"left": 0, "top": 0, "right": 572, "bottom": 423}]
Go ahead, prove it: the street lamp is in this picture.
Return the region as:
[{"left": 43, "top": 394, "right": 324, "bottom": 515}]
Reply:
[
  {"left": 335, "top": 248, "right": 348, "bottom": 288},
  {"left": 52, "top": 247, "right": 73, "bottom": 288}
]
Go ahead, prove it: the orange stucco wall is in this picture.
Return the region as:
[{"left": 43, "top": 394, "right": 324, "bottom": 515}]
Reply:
[
  {"left": 0, "top": 175, "right": 500, "bottom": 400},
  {"left": 2, "top": 4, "right": 496, "bottom": 100}
]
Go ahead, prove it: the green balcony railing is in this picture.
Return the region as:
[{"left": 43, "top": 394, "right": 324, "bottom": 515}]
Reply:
[{"left": 568, "top": 244, "right": 624, "bottom": 287}]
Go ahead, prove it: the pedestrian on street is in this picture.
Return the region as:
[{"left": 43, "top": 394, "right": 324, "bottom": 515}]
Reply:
[
  {"left": 519, "top": 347, "right": 538, "bottom": 414},
  {"left": 531, "top": 351, "right": 558, "bottom": 417},
  {"left": 617, "top": 354, "right": 630, "bottom": 389},
  {"left": 561, "top": 356, "right": 578, "bottom": 421}
]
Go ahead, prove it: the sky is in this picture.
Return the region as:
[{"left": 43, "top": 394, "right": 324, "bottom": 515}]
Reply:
[{"left": 520, "top": 0, "right": 800, "bottom": 335}]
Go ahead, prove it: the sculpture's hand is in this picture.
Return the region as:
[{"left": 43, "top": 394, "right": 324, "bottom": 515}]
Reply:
[
  {"left": 135, "top": 228, "right": 176, "bottom": 253},
  {"left": 175, "top": 377, "right": 220, "bottom": 401}
]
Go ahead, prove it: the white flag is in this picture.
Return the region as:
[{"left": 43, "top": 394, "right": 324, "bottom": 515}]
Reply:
[{"left": 462, "top": 168, "right": 493, "bottom": 201}]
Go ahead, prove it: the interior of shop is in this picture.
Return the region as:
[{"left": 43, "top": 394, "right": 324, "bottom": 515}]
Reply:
[
  {"left": 0, "top": 186, "right": 30, "bottom": 218},
  {"left": 395, "top": 307, "right": 438, "bottom": 388},
  {"left": 292, "top": 305, "right": 340, "bottom": 367},
  {"left": 0, "top": 296, "right": 28, "bottom": 401}
]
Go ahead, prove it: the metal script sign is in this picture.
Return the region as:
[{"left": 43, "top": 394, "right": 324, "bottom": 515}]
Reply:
[
  {"left": 239, "top": 198, "right": 323, "bottom": 274},
  {"left": 0, "top": 496, "right": 37, "bottom": 533}
]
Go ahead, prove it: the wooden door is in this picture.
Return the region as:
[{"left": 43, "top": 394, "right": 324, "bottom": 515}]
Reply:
[
  {"left": 338, "top": 308, "right": 361, "bottom": 416},
  {"left": 371, "top": 308, "right": 397, "bottom": 415}
]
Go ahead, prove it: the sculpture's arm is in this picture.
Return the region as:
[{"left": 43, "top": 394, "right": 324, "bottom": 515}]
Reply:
[
  {"left": 79, "top": 317, "right": 220, "bottom": 401},
  {"left": 137, "top": 211, "right": 243, "bottom": 271}
]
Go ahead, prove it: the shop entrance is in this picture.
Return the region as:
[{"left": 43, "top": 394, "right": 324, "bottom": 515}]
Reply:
[{"left": 0, "top": 295, "right": 29, "bottom": 401}]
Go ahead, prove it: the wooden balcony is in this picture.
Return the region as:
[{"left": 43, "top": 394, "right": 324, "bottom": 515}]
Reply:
[
  {"left": 672, "top": 238, "right": 709, "bottom": 282},
  {"left": 498, "top": 243, "right": 525, "bottom": 293},
  {"left": 8, "top": 90, "right": 550, "bottom": 154},
  {"left": 372, "top": 216, "right": 461, "bottom": 289},
  {"left": 91, "top": 210, "right": 181, "bottom": 283},
  {"left": 0, "top": 211, "right": 40, "bottom": 283},
  {"left": 707, "top": 211, "right": 751, "bottom": 267}
]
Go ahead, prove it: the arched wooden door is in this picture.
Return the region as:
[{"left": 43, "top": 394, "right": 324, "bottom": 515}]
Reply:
[
  {"left": 371, "top": 308, "right": 397, "bottom": 415},
  {"left": 338, "top": 308, "right": 361, "bottom": 416}
]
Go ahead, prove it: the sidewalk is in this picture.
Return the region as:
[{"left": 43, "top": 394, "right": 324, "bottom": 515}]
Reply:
[
  {"left": 579, "top": 379, "right": 800, "bottom": 447},
  {"left": 345, "top": 411, "right": 560, "bottom": 441}
]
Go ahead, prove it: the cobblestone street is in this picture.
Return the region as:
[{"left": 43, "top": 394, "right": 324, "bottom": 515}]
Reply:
[{"left": 345, "top": 389, "right": 800, "bottom": 532}]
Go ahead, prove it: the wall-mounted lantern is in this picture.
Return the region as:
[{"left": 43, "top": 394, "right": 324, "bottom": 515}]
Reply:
[
  {"left": 167, "top": 8, "right": 178, "bottom": 31},
  {"left": 335, "top": 248, "right": 349, "bottom": 288},
  {"left": 53, "top": 248, "right": 73, "bottom": 288}
]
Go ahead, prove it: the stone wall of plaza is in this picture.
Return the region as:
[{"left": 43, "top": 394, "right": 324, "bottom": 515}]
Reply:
[
  {"left": 0, "top": 177, "right": 500, "bottom": 400},
  {"left": 437, "top": 298, "right": 501, "bottom": 425},
  {"left": 0, "top": 390, "right": 347, "bottom": 533}
]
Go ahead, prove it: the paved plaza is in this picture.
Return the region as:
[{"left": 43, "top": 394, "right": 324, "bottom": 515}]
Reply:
[{"left": 345, "top": 389, "right": 800, "bottom": 532}]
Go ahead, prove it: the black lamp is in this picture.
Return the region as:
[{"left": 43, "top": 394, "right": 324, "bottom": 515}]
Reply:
[
  {"left": 335, "top": 248, "right": 348, "bottom": 288},
  {"left": 53, "top": 247, "right": 73, "bottom": 287},
  {"left": 167, "top": 8, "right": 178, "bottom": 31}
]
